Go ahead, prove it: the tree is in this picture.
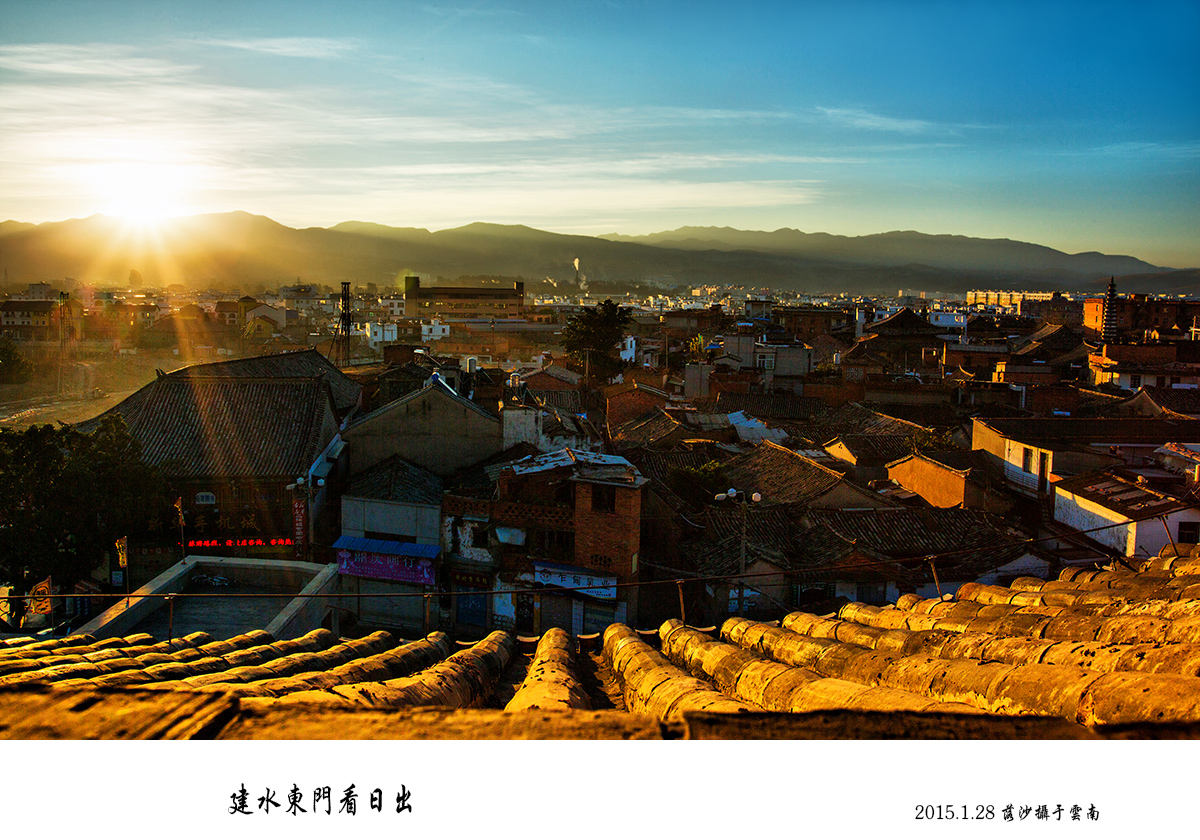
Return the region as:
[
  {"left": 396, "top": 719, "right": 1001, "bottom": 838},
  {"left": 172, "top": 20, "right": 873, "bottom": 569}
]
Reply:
[
  {"left": 0, "top": 336, "right": 32, "bottom": 384},
  {"left": 560, "top": 298, "right": 633, "bottom": 382},
  {"left": 0, "top": 415, "right": 169, "bottom": 593}
]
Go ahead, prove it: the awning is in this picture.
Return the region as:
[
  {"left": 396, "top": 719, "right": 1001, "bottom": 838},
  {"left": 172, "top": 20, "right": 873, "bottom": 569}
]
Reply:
[{"left": 333, "top": 535, "right": 440, "bottom": 559}]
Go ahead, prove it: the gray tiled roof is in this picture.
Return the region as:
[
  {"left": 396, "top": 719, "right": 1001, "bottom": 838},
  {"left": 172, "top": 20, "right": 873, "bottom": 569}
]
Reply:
[
  {"left": 345, "top": 455, "right": 444, "bottom": 505},
  {"left": 85, "top": 375, "right": 337, "bottom": 478},
  {"left": 169, "top": 349, "right": 362, "bottom": 418},
  {"left": 721, "top": 442, "right": 845, "bottom": 505}
]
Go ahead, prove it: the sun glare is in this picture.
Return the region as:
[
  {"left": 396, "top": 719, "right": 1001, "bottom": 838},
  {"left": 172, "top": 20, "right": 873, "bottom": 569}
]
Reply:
[{"left": 89, "top": 161, "right": 194, "bottom": 226}]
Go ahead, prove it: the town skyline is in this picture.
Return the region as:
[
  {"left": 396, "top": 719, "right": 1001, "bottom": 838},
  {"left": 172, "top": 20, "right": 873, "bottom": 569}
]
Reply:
[{"left": 1, "top": 1, "right": 1198, "bottom": 267}]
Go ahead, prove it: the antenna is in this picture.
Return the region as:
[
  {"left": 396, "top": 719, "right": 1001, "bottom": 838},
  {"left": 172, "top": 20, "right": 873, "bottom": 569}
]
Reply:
[{"left": 329, "top": 281, "right": 352, "bottom": 367}]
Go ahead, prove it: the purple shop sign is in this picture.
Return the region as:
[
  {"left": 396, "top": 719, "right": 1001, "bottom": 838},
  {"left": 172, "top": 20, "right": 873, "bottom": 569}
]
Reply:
[{"left": 337, "top": 550, "right": 436, "bottom": 586}]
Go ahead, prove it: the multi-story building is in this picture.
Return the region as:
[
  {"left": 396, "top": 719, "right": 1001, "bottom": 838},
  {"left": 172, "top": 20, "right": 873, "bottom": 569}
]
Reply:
[
  {"left": 401, "top": 276, "right": 524, "bottom": 320},
  {"left": 440, "top": 449, "right": 647, "bottom": 636}
]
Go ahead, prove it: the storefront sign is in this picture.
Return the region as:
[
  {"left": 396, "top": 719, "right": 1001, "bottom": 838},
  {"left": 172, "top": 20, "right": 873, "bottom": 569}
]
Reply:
[
  {"left": 338, "top": 550, "right": 435, "bottom": 586},
  {"left": 533, "top": 563, "right": 616, "bottom": 600},
  {"left": 292, "top": 498, "right": 308, "bottom": 560},
  {"left": 450, "top": 570, "right": 490, "bottom": 590}
]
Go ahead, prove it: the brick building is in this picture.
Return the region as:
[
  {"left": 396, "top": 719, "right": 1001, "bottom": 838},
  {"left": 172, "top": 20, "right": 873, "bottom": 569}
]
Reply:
[{"left": 440, "top": 449, "right": 647, "bottom": 636}]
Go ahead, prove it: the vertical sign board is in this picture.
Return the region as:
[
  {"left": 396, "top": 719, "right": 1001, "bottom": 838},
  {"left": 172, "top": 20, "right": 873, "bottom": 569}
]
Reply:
[
  {"left": 292, "top": 498, "right": 307, "bottom": 560},
  {"left": 29, "top": 577, "right": 53, "bottom": 615}
]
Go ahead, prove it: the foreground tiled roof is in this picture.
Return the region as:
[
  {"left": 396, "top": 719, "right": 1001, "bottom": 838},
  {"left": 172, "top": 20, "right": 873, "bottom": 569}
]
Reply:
[{"left": 4, "top": 544, "right": 1200, "bottom": 738}]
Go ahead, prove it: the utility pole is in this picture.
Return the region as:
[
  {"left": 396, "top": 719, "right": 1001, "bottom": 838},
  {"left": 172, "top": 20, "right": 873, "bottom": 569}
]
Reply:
[{"left": 716, "top": 488, "right": 761, "bottom": 617}]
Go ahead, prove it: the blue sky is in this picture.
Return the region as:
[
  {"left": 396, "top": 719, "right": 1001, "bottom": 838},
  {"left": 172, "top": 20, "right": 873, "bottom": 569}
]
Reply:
[{"left": 1, "top": 0, "right": 1198, "bottom": 267}]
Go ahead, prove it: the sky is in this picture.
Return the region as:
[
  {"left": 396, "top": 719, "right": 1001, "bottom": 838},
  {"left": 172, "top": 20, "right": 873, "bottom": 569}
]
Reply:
[{"left": 1, "top": 0, "right": 1198, "bottom": 267}]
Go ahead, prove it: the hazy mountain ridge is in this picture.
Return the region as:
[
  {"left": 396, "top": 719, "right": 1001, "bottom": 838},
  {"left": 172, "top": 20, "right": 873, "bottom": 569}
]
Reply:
[
  {"left": 0, "top": 213, "right": 1189, "bottom": 296},
  {"left": 599, "top": 226, "right": 1165, "bottom": 276}
]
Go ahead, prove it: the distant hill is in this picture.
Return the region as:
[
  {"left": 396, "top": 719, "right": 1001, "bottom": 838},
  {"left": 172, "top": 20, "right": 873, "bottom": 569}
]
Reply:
[
  {"left": 599, "top": 226, "right": 1167, "bottom": 277},
  {"left": 0, "top": 213, "right": 1187, "bottom": 296}
]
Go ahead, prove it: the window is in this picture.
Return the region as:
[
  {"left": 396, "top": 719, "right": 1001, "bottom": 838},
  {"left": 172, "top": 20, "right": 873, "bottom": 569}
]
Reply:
[
  {"left": 591, "top": 484, "right": 616, "bottom": 513},
  {"left": 856, "top": 583, "right": 887, "bottom": 605},
  {"left": 1022, "top": 447, "right": 1034, "bottom": 473},
  {"left": 1129, "top": 374, "right": 1142, "bottom": 389},
  {"left": 1179, "top": 522, "right": 1200, "bottom": 544},
  {"left": 472, "top": 526, "right": 489, "bottom": 548}
]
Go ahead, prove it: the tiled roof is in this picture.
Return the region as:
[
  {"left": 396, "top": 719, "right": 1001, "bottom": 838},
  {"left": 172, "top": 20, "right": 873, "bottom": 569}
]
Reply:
[
  {"left": 826, "top": 434, "right": 914, "bottom": 465},
  {"left": 1139, "top": 387, "right": 1200, "bottom": 417},
  {"left": 169, "top": 349, "right": 362, "bottom": 418},
  {"left": 793, "top": 508, "right": 1025, "bottom": 584},
  {"left": 4, "top": 545, "right": 1200, "bottom": 737},
  {"left": 721, "top": 442, "right": 845, "bottom": 505},
  {"left": 345, "top": 455, "right": 444, "bottom": 506},
  {"left": 702, "top": 392, "right": 825, "bottom": 420},
  {"left": 779, "top": 402, "right": 927, "bottom": 449},
  {"left": 612, "top": 409, "right": 685, "bottom": 448},
  {"left": 862, "top": 307, "right": 942, "bottom": 336},
  {"left": 81, "top": 376, "right": 337, "bottom": 478},
  {"left": 525, "top": 364, "right": 580, "bottom": 385},
  {"left": 975, "top": 416, "right": 1200, "bottom": 447},
  {"left": 529, "top": 389, "right": 584, "bottom": 414}
]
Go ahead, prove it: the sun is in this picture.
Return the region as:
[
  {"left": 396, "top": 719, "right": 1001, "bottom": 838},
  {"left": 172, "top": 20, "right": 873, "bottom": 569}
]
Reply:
[{"left": 89, "top": 161, "right": 194, "bottom": 225}]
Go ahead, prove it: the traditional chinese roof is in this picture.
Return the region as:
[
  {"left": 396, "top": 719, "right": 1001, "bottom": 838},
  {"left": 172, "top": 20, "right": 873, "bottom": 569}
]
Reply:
[
  {"left": 862, "top": 307, "right": 943, "bottom": 337},
  {"left": 344, "top": 455, "right": 444, "bottom": 506},
  {"left": 346, "top": 378, "right": 500, "bottom": 430},
  {"left": 825, "top": 434, "right": 914, "bottom": 465},
  {"left": 4, "top": 549, "right": 1200, "bottom": 738},
  {"left": 720, "top": 442, "right": 846, "bottom": 505},
  {"left": 528, "top": 388, "right": 584, "bottom": 414},
  {"left": 79, "top": 375, "right": 339, "bottom": 479},
  {"left": 792, "top": 507, "right": 1027, "bottom": 585},
  {"left": 166, "top": 349, "right": 363, "bottom": 419},
  {"left": 1134, "top": 387, "right": 1200, "bottom": 418}
]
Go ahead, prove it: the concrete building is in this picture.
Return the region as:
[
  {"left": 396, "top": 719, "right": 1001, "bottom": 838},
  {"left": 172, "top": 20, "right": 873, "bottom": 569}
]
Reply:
[{"left": 402, "top": 276, "right": 524, "bottom": 320}]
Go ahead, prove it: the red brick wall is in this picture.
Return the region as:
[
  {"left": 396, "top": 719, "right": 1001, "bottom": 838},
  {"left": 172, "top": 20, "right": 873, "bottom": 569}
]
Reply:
[
  {"left": 572, "top": 483, "right": 641, "bottom": 581},
  {"left": 606, "top": 389, "right": 668, "bottom": 429}
]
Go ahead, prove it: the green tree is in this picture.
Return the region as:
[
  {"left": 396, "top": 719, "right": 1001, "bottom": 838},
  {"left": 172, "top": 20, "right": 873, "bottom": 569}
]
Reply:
[
  {"left": 561, "top": 298, "right": 633, "bottom": 382},
  {"left": 909, "top": 427, "right": 957, "bottom": 453},
  {"left": 0, "top": 336, "right": 32, "bottom": 384},
  {"left": 0, "top": 416, "right": 169, "bottom": 593}
]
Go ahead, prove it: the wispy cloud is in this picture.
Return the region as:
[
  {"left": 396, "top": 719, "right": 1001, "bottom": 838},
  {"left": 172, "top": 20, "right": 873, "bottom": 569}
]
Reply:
[
  {"left": 417, "top": 3, "right": 522, "bottom": 18},
  {"left": 190, "top": 37, "right": 358, "bottom": 58},
  {"left": 1090, "top": 141, "right": 1200, "bottom": 160},
  {"left": 816, "top": 106, "right": 937, "bottom": 134},
  {"left": 0, "top": 43, "right": 191, "bottom": 78}
]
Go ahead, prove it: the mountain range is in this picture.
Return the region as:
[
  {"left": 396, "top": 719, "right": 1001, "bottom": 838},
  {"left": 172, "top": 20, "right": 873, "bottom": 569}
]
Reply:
[{"left": 1, "top": 212, "right": 1194, "bottom": 296}]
